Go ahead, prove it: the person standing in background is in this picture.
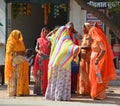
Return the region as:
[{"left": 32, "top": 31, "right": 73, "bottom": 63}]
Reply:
[
  {"left": 5, "top": 29, "right": 29, "bottom": 97},
  {"left": 32, "top": 27, "right": 50, "bottom": 95},
  {"left": 26, "top": 49, "right": 34, "bottom": 84}
]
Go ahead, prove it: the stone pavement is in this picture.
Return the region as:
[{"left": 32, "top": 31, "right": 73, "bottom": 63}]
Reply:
[{"left": 0, "top": 69, "right": 120, "bottom": 106}]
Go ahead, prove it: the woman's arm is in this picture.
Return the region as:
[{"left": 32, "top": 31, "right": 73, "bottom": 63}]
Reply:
[
  {"left": 95, "top": 42, "right": 106, "bottom": 65},
  {"left": 35, "top": 42, "right": 42, "bottom": 55}
]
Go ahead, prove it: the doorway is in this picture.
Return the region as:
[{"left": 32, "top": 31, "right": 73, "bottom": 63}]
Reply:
[{"left": 7, "top": 3, "right": 69, "bottom": 53}]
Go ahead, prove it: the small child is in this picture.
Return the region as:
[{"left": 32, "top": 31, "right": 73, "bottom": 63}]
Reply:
[{"left": 26, "top": 49, "right": 34, "bottom": 84}]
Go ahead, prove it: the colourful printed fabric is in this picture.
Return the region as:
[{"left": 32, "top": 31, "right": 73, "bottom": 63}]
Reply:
[
  {"left": 45, "top": 66, "right": 71, "bottom": 101},
  {"left": 48, "top": 26, "right": 80, "bottom": 79},
  {"left": 45, "top": 26, "right": 80, "bottom": 101},
  {"left": 69, "top": 29, "right": 81, "bottom": 94}
]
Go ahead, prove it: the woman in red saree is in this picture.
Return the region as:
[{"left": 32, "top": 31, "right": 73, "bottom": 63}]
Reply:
[
  {"left": 77, "top": 23, "right": 92, "bottom": 95},
  {"left": 32, "top": 27, "right": 50, "bottom": 95},
  {"left": 89, "top": 23, "right": 117, "bottom": 100}
]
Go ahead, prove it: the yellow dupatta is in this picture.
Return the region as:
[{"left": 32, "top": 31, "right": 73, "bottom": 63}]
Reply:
[{"left": 5, "top": 30, "right": 25, "bottom": 83}]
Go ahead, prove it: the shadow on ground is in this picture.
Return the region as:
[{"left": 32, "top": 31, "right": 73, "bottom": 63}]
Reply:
[
  {"left": 71, "top": 87, "right": 120, "bottom": 105},
  {"left": 0, "top": 84, "right": 120, "bottom": 105}
]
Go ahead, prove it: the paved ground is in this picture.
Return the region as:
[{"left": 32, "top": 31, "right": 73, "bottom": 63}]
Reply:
[
  {"left": 0, "top": 84, "right": 120, "bottom": 106},
  {"left": 0, "top": 69, "right": 120, "bottom": 106}
]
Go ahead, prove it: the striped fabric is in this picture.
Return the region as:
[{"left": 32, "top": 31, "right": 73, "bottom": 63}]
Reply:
[{"left": 48, "top": 26, "right": 80, "bottom": 79}]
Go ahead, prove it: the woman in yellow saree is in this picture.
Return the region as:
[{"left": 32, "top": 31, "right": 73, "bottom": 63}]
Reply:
[{"left": 5, "top": 30, "right": 29, "bottom": 96}]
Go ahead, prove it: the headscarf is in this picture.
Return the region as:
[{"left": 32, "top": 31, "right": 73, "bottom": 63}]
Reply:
[
  {"left": 84, "top": 22, "right": 91, "bottom": 31},
  {"left": 66, "top": 22, "right": 80, "bottom": 45},
  {"left": 48, "top": 26, "right": 80, "bottom": 79},
  {"left": 5, "top": 30, "right": 25, "bottom": 83},
  {"left": 37, "top": 27, "right": 50, "bottom": 55},
  {"left": 89, "top": 23, "right": 117, "bottom": 81},
  {"left": 32, "top": 27, "right": 50, "bottom": 78}
]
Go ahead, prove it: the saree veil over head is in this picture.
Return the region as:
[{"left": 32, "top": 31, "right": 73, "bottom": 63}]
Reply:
[
  {"left": 48, "top": 26, "right": 81, "bottom": 79},
  {"left": 5, "top": 30, "right": 26, "bottom": 83},
  {"left": 89, "top": 23, "right": 117, "bottom": 81},
  {"left": 32, "top": 28, "right": 50, "bottom": 78}
]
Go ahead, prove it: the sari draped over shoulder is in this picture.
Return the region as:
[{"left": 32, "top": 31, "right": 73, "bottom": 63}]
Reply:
[
  {"left": 5, "top": 30, "right": 26, "bottom": 83},
  {"left": 45, "top": 26, "right": 80, "bottom": 101},
  {"left": 77, "top": 34, "right": 91, "bottom": 95},
  {"left": 89, "top": 23, "right": 117, "bottom": 99},
  {"left": 32, "top": 28, "right": 50, "bottom": 95},
  {"left": 33, "top": 29, "right": 50, "bottom": 78},
  {"left": 68, "top": 28, "right": 80, "bottom": 93},
  {"left": 5, "top": 30, "right": 29, "bottom": 96},
  {"left": 48, "top": 26, "right": 80, "bottom": 79}
]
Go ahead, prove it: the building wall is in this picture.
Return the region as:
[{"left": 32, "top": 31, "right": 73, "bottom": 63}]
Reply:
[
  {"left": 11, "top": 4, "right": 44, "bottom": 51},
  {"left": 69, "top": 0, "right": 86, "bottom": 35},
  {"left": 69, "top": 0, "right": 120, "bottom": 69},
  {"left": 7, "top": 3, "right": 69, "bottom": 54},
  {"left": 0, "top": 0, "right": 6, "bottom": 65}
]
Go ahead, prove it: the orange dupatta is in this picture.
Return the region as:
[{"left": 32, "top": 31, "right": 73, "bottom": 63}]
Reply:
[{"left": 89, "top": 23, "right": 117, "bottom": 99}]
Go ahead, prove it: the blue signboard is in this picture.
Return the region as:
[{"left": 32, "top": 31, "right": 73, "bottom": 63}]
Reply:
[{"left": 86, "top": 9, "right": 105, "bottom": 30}]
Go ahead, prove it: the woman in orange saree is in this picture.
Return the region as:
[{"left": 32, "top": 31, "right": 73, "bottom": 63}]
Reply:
[
  {"left": 5, "top": 30, "right": 29, "bottom": 96},
  {"left": 89, "top": 23, "right": 117, "bottom": 100},
  {"left": 77, "top": 23, "right": 92, "bottom": 95}
]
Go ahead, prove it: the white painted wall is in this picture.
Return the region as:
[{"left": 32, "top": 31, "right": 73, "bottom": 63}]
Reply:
[
  {"left": 0, "top": 0, "right": 6, "bottom": 65},
  {"left": 69, "top": 0, "right": 86, "bottom": 35}
]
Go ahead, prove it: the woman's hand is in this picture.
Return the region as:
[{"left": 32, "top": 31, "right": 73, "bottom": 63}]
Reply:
[
  {"left": 38, "top": 50, "right": 42, "bottom": 55},
  {"left": 95, "top": 58, "right": 99, "bottom": 65},
  {"left": 48, "top": 42, "right": 51, "bottom": 48},
  {"left": 35, "top": 48, "right": 42, "bottom": 55},
  {"left": 95, "top": 42, "right": 105, "bottom": 65}
]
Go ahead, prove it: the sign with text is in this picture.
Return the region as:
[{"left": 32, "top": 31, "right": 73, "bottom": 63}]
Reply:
[
  {"left": 87, "top": 1, "right": 120, "bottom": 9},
  {"left": 86, "top": 9, "right": 105, "bottom": 30}
]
